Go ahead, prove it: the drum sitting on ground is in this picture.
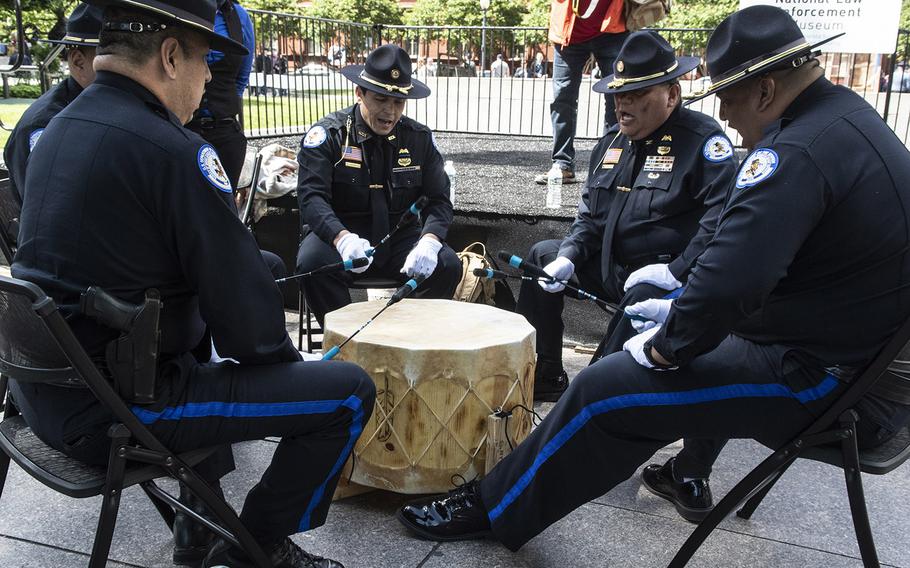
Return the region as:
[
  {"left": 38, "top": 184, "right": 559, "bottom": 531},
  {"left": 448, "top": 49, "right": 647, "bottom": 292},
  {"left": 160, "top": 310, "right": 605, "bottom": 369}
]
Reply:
[{"left": 323, "top": 298, "right": 535, "bottom": 494}]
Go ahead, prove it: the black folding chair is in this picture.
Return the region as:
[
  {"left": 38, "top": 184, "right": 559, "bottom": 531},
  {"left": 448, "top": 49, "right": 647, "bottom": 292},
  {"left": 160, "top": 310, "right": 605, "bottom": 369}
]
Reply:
[
  {"left": 669, "top": 316, "right": 910, "bottom": 568},
  {"left": 0, "top": 275, "right": 271, "bottom": 567}
]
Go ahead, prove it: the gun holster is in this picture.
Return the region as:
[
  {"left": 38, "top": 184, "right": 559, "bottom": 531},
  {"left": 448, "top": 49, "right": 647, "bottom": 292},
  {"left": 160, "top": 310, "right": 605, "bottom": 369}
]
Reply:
[{"left": 79, "top": 287, "right": 162, "bottom": 404}]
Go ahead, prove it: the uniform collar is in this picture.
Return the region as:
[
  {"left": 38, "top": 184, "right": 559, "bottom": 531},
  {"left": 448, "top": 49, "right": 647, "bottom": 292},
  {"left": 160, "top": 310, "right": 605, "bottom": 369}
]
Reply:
[
  {"left": 351, "top": 104, "right": 400, "bottom": 148},
  {"left": 93, "top": 71, "right": 185, "bottom": 128},
  {"left": 62, "top": 76, "right": 84, "bottom": 105},
  {"left": 760, "top": 77, "right": 828, "bottom": 140}
]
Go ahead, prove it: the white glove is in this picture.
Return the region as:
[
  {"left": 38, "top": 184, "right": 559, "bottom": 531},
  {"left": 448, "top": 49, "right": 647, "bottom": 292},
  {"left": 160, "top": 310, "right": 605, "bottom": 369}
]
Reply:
[
  {"left": 401, "top": 236, "right": 443, "bottom": 279},
  {"left": 622, "top": 325, "right": 664, "bottom": 369},
  {"left": 625, "top": 298, "right": 673, "bottom": 333},
  {"left": 623, "top": 263, "right": 682, "bottom": 292},
  {"left": 538, "top": 256, "right": 575, "bottom": 293},
  {"left": 335, "top": 232, "right": 373, "bottom": 274}
]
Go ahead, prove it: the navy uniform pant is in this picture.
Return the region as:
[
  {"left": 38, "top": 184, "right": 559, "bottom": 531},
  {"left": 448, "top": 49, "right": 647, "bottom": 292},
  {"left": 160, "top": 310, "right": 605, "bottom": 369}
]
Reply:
[
  {"left": 477, "top": 335, "right": 845, "bottom": 551},
  {"left": 295, "top": 231, "right": 462, "bottom": 325},
  {"left": 515, "top": 239, "right": 620, "bottom": 361}
]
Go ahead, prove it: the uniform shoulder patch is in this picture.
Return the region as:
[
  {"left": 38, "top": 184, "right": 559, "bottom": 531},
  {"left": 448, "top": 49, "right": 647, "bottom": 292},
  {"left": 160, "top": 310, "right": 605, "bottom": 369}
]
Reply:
[
  {"left": 28, "top": 128, "right": 45, "bottom": 151},
  {"left": 703, "top": 135, "right": 733, "bottom": 162},
  {"left": 197, "top": 144, "right": 233, "bottom": 193},
  {"left": 303, "top": 125, "right": 327, "bottom": 148},
  {"left": 735, "top": 148, "right": 779, "bottom": 189}
]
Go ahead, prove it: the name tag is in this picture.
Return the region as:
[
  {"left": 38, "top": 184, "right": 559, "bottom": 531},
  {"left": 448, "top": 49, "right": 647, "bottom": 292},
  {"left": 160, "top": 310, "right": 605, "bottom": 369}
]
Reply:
[{"left": 392, "top": 165, "right": 421, "bottom": 173}]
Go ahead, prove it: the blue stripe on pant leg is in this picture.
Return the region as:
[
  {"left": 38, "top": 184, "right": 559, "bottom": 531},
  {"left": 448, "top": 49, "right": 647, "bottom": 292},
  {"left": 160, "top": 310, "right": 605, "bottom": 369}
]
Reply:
[
  {"left": 130, "top": 400, "right": 350, "bottom": 424},
  {"left": 487, "top": 375, "right": 840, "bottom": 522},
  {"left": 298, "top": 395, "right": 364, "bottom": 531}
]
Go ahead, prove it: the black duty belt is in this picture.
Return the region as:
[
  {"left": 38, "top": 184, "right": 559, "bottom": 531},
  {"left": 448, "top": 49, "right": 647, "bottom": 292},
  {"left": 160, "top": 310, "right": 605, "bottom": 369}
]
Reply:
[{"left": 189, "top": 117, "right": 238, "bottom": 129}]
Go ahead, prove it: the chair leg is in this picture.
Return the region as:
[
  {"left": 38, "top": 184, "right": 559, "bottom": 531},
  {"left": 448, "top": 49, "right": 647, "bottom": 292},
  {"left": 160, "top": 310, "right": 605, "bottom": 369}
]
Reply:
[
  {"left": 736, "top": 459, "right": 794, "bottom": 519},
  {"left": 175, "top": 466, "right": 272, "bottom": 568},
  {"left": 140, "top": 480, "right": 176, "bottom": 530},
  {"left": 839, "top": 412, "right": 880, "bottom": 567},
  {"left": 89, "top": 424, "right": 131, "bottom": 568},
  {"left": 668, "top": 446, "right": 800, "bottom": 568},
  {"left": 297, "top": 283, "right": 304, "bottom": 352}
]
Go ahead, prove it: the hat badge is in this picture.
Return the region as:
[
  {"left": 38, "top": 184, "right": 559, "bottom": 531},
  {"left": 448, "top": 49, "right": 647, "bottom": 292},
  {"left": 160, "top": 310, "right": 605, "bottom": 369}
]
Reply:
[
  {"left": 391, "top": 69, "right": 400, "bottom": 79},
  {"left": 616, "top": 60, "right": 624, "bottom": 73}
]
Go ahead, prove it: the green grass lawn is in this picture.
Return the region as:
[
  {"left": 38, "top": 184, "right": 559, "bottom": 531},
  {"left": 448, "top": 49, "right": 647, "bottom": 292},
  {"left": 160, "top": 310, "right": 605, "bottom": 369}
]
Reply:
[
  {"left": 242, "top": 95, "right": 349, "bottom": 133},
  {"left": 0, "top": 98, "right": 35, "bottom": 149}
]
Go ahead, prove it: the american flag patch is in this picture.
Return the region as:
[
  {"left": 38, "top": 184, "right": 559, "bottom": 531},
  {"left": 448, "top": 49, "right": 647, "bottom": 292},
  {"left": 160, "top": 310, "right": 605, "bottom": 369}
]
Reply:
[{"left": 343, "top": 146, "right": 362, "bottom": 162}]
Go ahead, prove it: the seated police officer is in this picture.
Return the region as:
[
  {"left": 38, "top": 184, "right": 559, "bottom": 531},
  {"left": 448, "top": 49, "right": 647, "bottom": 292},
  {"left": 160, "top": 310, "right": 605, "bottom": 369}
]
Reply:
[
  {"left": 396, "top": 6, "right": 910, "bottom": 552},
  {"left": 3, "top": 3, "right": 101, "bottom": 203},
  {"left": 11, "top": 1, "right": 375, "bottom": 567},
  {"left": 295, "top": 44, "right": 461, "bottom": 325},
  {"left": 517, "top": 31, "right": 736, "bottom": 401}
]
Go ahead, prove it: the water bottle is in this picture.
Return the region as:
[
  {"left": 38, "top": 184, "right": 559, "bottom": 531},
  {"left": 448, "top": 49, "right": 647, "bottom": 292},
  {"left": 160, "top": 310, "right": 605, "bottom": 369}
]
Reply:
[
  {"left": 546, "top": 169, "right": 562, "bottom": 209},
  {"left": 444, "top": 159, "right": 457, "bottom": 206}
]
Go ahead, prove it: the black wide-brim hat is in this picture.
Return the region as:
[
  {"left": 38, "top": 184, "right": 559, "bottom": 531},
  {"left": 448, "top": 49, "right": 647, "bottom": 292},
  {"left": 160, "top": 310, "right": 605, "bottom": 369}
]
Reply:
[
  {"left": 594, "top": 31, "right": 700, "bottom": 94},
  {"left": 341, "top": 44, "right": 430, "bottom": 100},
  {"left": 686, "top": 5, "right": 843, "bottom": 103},
  {"left": 41, "top": 4, "right": 103, "bottom": 48},
  {"left": 84, "top": 0, "right": 247, "bottom": 55}
]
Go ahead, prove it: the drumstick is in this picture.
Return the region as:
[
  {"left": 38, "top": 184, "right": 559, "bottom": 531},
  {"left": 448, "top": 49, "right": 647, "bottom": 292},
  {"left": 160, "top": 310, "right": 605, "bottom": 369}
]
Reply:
[
  {"left": 322, "top": 276, "right": 426, "bottom": 360},
  {"left": 365, "top": 196, "right": 429, "bottom": 257},
  {"left": 473, "top": 267, "right": 616, "bottom": 313},
  {"left": 276, "top": 257, "right": 370, "bottom": 284}
]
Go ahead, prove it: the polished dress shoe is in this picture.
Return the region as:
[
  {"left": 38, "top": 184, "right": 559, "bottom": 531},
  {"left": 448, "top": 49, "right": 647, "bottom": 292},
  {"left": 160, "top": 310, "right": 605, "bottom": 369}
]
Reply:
[
  {"left": 397, "top": 480, "right": 492, "bottom": 541},
  {"left": 173, "top": 483, "right": 219, "bottom": 565},
  {"left": 640, "top": 457, "right": 713, "bottom": 523},
  {"left": 534, "top": 359, "right": 569, "bottom": 402},
  {"left": 203, "top": 537, "right": 344, "bottom": 568}
]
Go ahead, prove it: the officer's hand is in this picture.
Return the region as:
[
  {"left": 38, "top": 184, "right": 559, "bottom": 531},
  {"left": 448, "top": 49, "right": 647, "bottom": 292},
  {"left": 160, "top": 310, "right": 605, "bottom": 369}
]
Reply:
[
  {"left": 401, "top": 236, "right": 443, "bottom": 279},
  {"left": 335, "top": 232, "right": 373, "bottom": 274},
  {"left": 539, "top": 256, "right": 575, "bottom": 293},
  {"left": 625, "top": 298, "right": 673, "bottom": 333},
  {"left": 622, "top": 325, "right": 663, "bottom": 369},
  {"left": 623, "top": 263, "right": 682, "bottom": 292}
]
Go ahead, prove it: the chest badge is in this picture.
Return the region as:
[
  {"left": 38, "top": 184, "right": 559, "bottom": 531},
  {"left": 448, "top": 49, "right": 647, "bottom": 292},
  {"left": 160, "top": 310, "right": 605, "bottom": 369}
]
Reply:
[
  {"left": 643, "top": 155, "right": 675, "bottom": 173},
  {"left": 648, "top": 172, "right": 660, "bottom": 180},
  {"left": 198, "top": 145, "right": 233, "bottom": 193},
  {"left": 601, "top": 147, "right": 623, "bottom": 169},
  {"left": 398, "top": 147, "right": 412, "bottom": 167},
  {"left": 661, "top": 135, "right": 672, "bottom": 142},
  {"left": 657, "top": 145, "right": 671, "bottom": 156},
  {"left": 736, "top": 148, "right": 779, "bottom": 189},
  {"left": 343, "top": 145, "right": 362, "bottom": 163}
]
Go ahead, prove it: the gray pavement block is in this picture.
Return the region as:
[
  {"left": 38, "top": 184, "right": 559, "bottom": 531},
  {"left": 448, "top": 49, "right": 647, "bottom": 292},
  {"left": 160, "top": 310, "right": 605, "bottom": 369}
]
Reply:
[{"left": 0, "top": 535, "right": 137, "bottom": 567}]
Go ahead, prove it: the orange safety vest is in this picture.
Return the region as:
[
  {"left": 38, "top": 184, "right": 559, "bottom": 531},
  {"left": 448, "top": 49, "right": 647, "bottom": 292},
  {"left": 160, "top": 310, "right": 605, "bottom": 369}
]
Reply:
[{"left": 548, "top": 0, "right": 626, "bottom": 46}]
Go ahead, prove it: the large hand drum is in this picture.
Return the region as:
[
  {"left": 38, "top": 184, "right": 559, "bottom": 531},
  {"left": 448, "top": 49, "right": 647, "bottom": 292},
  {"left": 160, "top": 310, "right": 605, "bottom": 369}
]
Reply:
[{"left": 324, "top": 299, "right": 535, "bottom": 494}]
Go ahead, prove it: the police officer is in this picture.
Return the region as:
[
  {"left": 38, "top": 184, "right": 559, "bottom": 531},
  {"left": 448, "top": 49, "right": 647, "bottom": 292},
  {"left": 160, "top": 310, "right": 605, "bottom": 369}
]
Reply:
[
  {"left": 3, "top": 3, "right": 102, "bottom": 203},
  {"left": 186, "top": 0, "right": 254, "bottom": 191},
  {"left": 396, "top": 5, "right": 910, "bottom": 552},
  {"left": 295, "top": 44, "right": 461, "bottom": 325},
  {"left": 12, "top": 2, "right": 374, "bottom": 567},
  {"left": 518, "top": 31, "right": 736, "bottom": 401}
]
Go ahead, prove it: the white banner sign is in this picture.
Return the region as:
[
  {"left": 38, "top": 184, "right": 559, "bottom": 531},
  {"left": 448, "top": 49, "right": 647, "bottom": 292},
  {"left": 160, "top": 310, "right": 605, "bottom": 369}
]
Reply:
[{"left": 739, "top": 0, "right": 902, "bottom": 54}]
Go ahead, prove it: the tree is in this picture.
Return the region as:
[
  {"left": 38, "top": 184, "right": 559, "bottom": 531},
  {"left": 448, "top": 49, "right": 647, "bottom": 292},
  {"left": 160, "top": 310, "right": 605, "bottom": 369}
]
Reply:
[{"left": 309, "top": 0, "right": 404, "bottom": 26}]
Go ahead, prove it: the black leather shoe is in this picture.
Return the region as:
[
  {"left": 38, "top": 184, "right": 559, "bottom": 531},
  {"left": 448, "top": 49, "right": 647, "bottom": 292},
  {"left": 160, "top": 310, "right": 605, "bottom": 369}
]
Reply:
[
  {"left": 203, "top": 537, "right": 344, "bottom": 568},
  {"left": 173, "top": 483, "right": 219, "bottom": 566},
  {"left": 640, "top": 458, "right": 713, "bottom": 523},
  {"left": 397, "top": 480, "right": 492, "bottom": 541},
  {"left": 534, "top": 359, "right": 568, "bottom": 402}
]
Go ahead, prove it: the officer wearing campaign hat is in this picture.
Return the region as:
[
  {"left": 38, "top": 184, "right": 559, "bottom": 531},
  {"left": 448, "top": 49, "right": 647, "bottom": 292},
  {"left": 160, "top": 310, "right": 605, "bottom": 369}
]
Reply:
[
  {"left": 295, "top": 44, "right": 460, "bottom": 326},
  {"left": 395, "top": 7, "right": 910, "bottom": 553},
  {"left": 3, "top": 3, "right": 102, "bottom": 203},
  {"left": 13, "top": 1, "right": 373, "bottom": 567},
  {"left": 514, "top": 30, "right": 736, "bottom": 402}
]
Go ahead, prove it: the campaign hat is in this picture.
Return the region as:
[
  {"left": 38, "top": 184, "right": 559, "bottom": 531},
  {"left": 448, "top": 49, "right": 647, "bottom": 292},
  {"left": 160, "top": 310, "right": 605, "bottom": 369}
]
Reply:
[
  {"left": 687, "top": 5, "right": 842, "bottom": 102},
  {"left": 340, "top": 44, "right": 431, "bottom": 100},
  {"left": 85, "top": 0, "right": 247, "bottom": 55},
  {"left": 594, "top": 31, "right": 699, "bottom": 94}
]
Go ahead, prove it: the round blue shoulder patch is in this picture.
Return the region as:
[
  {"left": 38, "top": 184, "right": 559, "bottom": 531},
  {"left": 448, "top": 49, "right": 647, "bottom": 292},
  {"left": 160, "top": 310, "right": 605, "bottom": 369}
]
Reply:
[
  {"left": 28, "top": 128, "right": 45, "bottom": 152},
  {"left": 197, "top": 145, "right": 233, "bottom": 193},
  {"left": 703, "top": 135, "right": 733, "bottom": 162},
  {"left": 303, "top": 125, "right": 327, "bottom": 148},
  {"left": 736, "top": 148, "right": 779, "bottom": 189}
]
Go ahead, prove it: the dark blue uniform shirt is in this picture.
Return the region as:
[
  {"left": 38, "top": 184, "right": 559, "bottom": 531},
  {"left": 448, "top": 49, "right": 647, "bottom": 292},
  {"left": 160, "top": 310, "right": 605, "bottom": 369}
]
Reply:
[
  {"left": 3, "top": 77, "right": 83, "bottom": 202},
  {"left": 652, "top": 78, "right": 910, "bottom": 369},
  {"left": 13, "top": 71, "right": 297, "bottom": 365}
]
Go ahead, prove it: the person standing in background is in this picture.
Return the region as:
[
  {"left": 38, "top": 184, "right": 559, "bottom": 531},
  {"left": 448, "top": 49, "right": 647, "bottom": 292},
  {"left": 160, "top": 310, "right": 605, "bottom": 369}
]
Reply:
[
  {"left": 535, "top": 0, "right": 628, "bottom": 185},
  {"left": 187, "top": 0, "right": 254, "bottom": 191}
]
